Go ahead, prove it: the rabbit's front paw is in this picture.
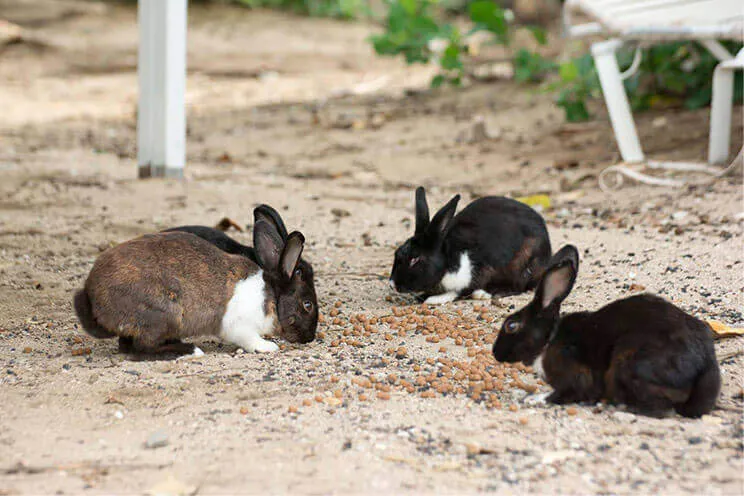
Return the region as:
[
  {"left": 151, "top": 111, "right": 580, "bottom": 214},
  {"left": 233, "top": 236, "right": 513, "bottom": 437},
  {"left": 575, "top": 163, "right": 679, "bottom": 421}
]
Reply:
[
  {"left": 424, "top": 292, "right": 457, "bottom": 305},
  {"left": 251, "top": 338, "right": 279, "bottom": 353}
]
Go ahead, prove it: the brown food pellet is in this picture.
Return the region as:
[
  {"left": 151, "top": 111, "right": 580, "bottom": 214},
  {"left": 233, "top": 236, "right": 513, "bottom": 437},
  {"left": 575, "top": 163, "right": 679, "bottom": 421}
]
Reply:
[
  {"left": 240, "top": 406, "right": 250, "bottom": 415},
  {"left": 329, "top": 309, "right": 339, "bottom": 317},
  {"left": 288, "top": 406, "right": 298, "bottom": 413},
  {"left": 377, "top": 392, "right": 391, "bottom": 400},
  {"left": 518, "top": 417, "right": 528, "bottom": 425},
  {"left": 334, "top": 389, "right": 343, "bottom": 398},
  {"left": 23, "top": 347, "right": 32, "bottom": 354},
  {"left": 566, "top": 407, "right": 578, "bottom": 416},
  {"left": 302, "top": 399, "right": 313, "bottom": 407},
  {"left": 509, "top": 404, "right": 519, "bottom": 412}
]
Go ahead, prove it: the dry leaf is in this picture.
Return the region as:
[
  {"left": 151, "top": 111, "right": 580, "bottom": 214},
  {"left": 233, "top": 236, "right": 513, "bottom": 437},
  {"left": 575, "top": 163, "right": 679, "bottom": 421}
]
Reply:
[
  {"left": 214, "top": 217, "right": 243, "bottom": 232},
  {"left": 516, "top": 194, "right": 551, "bottom": 211},
  {"left": 707, "top": 320, "right": 744, "bottom": 339}
]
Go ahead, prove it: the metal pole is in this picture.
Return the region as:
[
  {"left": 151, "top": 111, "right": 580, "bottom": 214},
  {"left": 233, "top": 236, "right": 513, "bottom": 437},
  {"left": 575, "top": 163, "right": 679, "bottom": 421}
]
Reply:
[{"left": 137, "top": 0, "right": 187, "bottom": 179}]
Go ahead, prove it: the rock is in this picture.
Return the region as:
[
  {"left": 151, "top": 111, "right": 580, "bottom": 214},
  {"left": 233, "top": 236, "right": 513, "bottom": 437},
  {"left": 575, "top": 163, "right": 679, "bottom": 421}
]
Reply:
[
  {"left": 0, "top": 20, "right": 22, "bottom": 46},
  {"left": 701, "top": 415, "right": 723, "bottom": 425},
  {"left": 541, "top": 450, "right": 579, "bottom": 464},
  {"left": 688, "top": 436, "right": 703, "bottom": 445},
  {"left": 146, "top": 473, "right": 195, "bottom": 496},
  {"left": 331, "top": 208, "right": 351, "bottom": 218},
  {"left": 652, "top": 116, "right": 668, "bottom": 128},
  {"left": 612, "top": 411, "right": 637, "bottom": 423},
  {"left": 145, "top": 430, "right": 169, "bottom": 449}
]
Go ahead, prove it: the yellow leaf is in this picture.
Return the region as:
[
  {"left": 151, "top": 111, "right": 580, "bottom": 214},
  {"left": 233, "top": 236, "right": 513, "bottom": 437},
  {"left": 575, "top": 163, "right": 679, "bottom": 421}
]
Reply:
[
  {"left": 707, "top": 320, "right": 744, "bottom": 338},
  {"left": 516, "top": 194, "right": 551, "bottom": 211}
]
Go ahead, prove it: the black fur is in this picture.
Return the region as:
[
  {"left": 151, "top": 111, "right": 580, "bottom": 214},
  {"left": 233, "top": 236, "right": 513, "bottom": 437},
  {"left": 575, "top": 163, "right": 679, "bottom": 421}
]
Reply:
[
  {"left": 390, "top": 186, "right": 552, "bottom": 298},
  {"left": 492, "top": 245, "right": 721, "bottom": 418},
  {"left": 162, "top": 225, "right": 257, "bottom": 261},
  {"left": 73, "top": 289, "right": 115, "bottom": 339},
  {"left": 164, "top": 204, "right": 314, "bottom": 298}
]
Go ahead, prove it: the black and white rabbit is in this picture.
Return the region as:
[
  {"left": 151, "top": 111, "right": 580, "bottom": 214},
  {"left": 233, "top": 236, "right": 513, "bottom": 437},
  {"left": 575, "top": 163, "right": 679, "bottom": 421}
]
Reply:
[
  {"left": 492, "top": 245, "right": 721, "bottom": 418},
  {"left": 389, "top": 186, "right": 551, "bottom": 304},
  {"left": 73, "top": 218, "right": 318, "bottom": 355}
]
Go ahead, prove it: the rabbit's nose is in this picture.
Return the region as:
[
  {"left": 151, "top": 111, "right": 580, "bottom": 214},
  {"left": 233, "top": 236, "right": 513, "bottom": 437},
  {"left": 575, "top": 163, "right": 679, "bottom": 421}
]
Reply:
[{"left": 388, "top": 279, "right": 397, "bottom": 291}]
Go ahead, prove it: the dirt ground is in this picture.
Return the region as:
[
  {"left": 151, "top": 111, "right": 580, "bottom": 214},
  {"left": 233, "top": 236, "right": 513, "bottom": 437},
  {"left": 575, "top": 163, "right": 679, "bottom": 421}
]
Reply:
[{"left": 0, "top": 2, "right": 743, "bottom": 494}]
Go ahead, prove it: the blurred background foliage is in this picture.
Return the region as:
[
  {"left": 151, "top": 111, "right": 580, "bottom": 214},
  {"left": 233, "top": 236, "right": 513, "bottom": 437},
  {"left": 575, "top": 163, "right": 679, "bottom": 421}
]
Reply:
[{"left": 117, "top": 0, "right": 743, "bottom": 122}]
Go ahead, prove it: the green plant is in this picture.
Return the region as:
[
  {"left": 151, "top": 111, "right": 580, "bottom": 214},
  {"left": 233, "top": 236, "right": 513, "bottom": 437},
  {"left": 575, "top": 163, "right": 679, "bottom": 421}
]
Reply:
[
  {"left": 233, "top": 0, "right": 367, "bottom": 19},
  {"left": 543, "top": 41, "right": 743, "bottom": 122},
  {"left": 545, "top": 54, "right": 599, "bottom": 122},
  {"left": 513, "top": 48, "right": 556, "bottom": 83},
  {"left": 370, "top": 0, "right": 514, "bottom": 87}
]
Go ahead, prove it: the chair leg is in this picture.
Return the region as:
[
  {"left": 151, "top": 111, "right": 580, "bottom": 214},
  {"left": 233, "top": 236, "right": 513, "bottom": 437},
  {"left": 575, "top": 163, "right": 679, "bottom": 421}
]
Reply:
[
  {"left": 708, "top": 65, "right": 734, "bottom": 165},
  {"left": 591, "top": 39, "right": 645, "bottom": 163}
]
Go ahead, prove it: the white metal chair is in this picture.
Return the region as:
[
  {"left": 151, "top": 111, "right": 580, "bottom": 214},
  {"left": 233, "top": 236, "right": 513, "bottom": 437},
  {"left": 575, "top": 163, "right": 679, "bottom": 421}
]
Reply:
[{"left": 563, "top": 0, "right": 744, "bottom": 189}]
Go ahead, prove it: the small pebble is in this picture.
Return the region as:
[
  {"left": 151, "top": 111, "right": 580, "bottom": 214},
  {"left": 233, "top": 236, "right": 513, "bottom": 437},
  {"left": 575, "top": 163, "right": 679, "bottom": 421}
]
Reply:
[{"left": 144, "top": 430, "right": 169, "bottom": 449}]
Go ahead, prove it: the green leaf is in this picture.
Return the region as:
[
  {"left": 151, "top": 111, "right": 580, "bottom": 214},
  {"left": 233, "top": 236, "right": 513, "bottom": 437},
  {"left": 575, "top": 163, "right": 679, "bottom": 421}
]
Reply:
[
  {"left": 440, "top": 43, "right": 463, "bottom": 70},
  {"left": 684, "top": 87, "right": 711, "bottom": 109},
  {"left": 559, "top": 61, "right": 579, "bottom": 82},
  {"left": 560, "top": 100, "right": 590, "bottom": 122},
  {"left": 527, "top": 26, "right": 547, "bottom": 45},
  {"left": 400, "top": 0, "right": 417, "bottom": 15},
  {"left": 468, "top": 0, "right": 509, "bottom": 43},
  {"left": 431, "top": 74, "right": 446, "bottom": 88}
]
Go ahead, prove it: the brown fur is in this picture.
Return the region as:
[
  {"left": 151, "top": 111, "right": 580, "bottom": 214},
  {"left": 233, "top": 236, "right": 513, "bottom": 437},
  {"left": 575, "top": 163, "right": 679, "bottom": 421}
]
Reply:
[
  {"left": 474, "top": 237, "right": 545, "bottom": 294},
  {"left": 81, "top": 232, "right": 258, "bottom": 352}
]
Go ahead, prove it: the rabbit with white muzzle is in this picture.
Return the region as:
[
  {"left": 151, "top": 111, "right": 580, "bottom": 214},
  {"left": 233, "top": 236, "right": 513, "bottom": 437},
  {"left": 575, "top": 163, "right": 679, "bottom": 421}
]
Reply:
[
  {"left": 73, "top": 217, "right": 317, "bottom": 355},
  {"left": 390, "top": 186, "right": 552, "bottom": 304}
]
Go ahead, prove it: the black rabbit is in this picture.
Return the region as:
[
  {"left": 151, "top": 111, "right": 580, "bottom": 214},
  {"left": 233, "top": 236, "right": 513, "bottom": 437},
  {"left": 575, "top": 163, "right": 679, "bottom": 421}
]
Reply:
[
  {"left": 389, "top": 186, "right": 551, "bottom": 304},
  {"left": 492, "top": 245, "right": 721, "bottom": 418},
  {"left": 165, "top": 204, "right": 315, "bottom": 291},
  {"left": 164, "top": 204, "right": 296, "bottom": 262}
]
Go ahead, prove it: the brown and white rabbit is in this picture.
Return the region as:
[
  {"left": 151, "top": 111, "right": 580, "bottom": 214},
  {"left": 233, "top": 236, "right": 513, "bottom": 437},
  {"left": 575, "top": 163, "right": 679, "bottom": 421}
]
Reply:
[
  {"left": 73, "top": 219, "right": 317, "bottom": 355},
  {"left": 389, "top": 186, "right": 551, "bottom": 304},
  {"left": 492, "top": 245, "right": 720, "bottom": 418}
]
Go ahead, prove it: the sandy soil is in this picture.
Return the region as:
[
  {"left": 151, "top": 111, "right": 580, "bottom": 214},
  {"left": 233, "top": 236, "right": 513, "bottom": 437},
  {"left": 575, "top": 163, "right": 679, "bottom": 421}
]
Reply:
[{"left": 0, "top": 2, "right": 742, "bottom": 494}]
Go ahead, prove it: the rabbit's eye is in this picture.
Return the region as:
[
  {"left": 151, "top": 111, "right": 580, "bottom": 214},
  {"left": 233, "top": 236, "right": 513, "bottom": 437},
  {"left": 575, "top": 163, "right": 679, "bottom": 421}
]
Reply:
[
  {"left": 504, "top": 320, "right": 520, "bottom": 334},
  {"left": 409, "top": 256, "right": 422, "bottom": 267},
  {"left": 294, "top": 268, "right": 302, "bottom": 278},
  {"left": 303, "top": 301, "right": 313, "bottom": 312}
]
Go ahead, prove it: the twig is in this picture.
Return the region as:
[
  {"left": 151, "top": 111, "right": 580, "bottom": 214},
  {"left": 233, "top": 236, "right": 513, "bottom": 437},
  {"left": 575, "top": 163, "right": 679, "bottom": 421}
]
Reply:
[
  {"left": 175, "top": 365, "right": 250, "bottom": 378},
  {"left": 1, "top": 461, "right": 172, "bottom": 476},
  {"left": 718, "top": 350, "right": 744, "bottom": 363}
]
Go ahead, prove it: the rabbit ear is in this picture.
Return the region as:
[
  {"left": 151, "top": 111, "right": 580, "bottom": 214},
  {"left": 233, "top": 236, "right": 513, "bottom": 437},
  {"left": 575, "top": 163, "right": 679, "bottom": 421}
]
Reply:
[
  {"left": 254, "top": 220, "right": 284, "bottom": 272},
  {"left": 254, "top": 204, "right": 289, "bottom": 240},
  {"left": 428, "top": 194, "right": 460, "bottom": 239},
  {"left": 415, "top": 186, "right": 430, "bottom": 235},
  {"left": 280, "top": 232, "right": 305, "bottom": 280},
  {"left": 536, "top": 245, "right": 579, "bottom": 310}
]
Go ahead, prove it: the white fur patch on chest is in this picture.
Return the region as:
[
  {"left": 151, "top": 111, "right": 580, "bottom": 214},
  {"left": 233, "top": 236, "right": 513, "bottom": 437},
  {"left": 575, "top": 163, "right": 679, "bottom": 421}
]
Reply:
[
  {"left": 220, "top": 271, "right": 276, "bottom": 342},
  {"left": 531, "top": 351, "right": 546, "bottom": 380},
  {"left": 440, "top": 252, "right": 472, "bottom": 293}
]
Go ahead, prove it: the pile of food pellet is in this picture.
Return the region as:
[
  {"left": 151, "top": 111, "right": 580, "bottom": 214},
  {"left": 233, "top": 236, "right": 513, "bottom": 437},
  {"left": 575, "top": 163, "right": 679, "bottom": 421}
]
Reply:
[{"left": 285, "top": 301, "right": 546, "bottom": 413}]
